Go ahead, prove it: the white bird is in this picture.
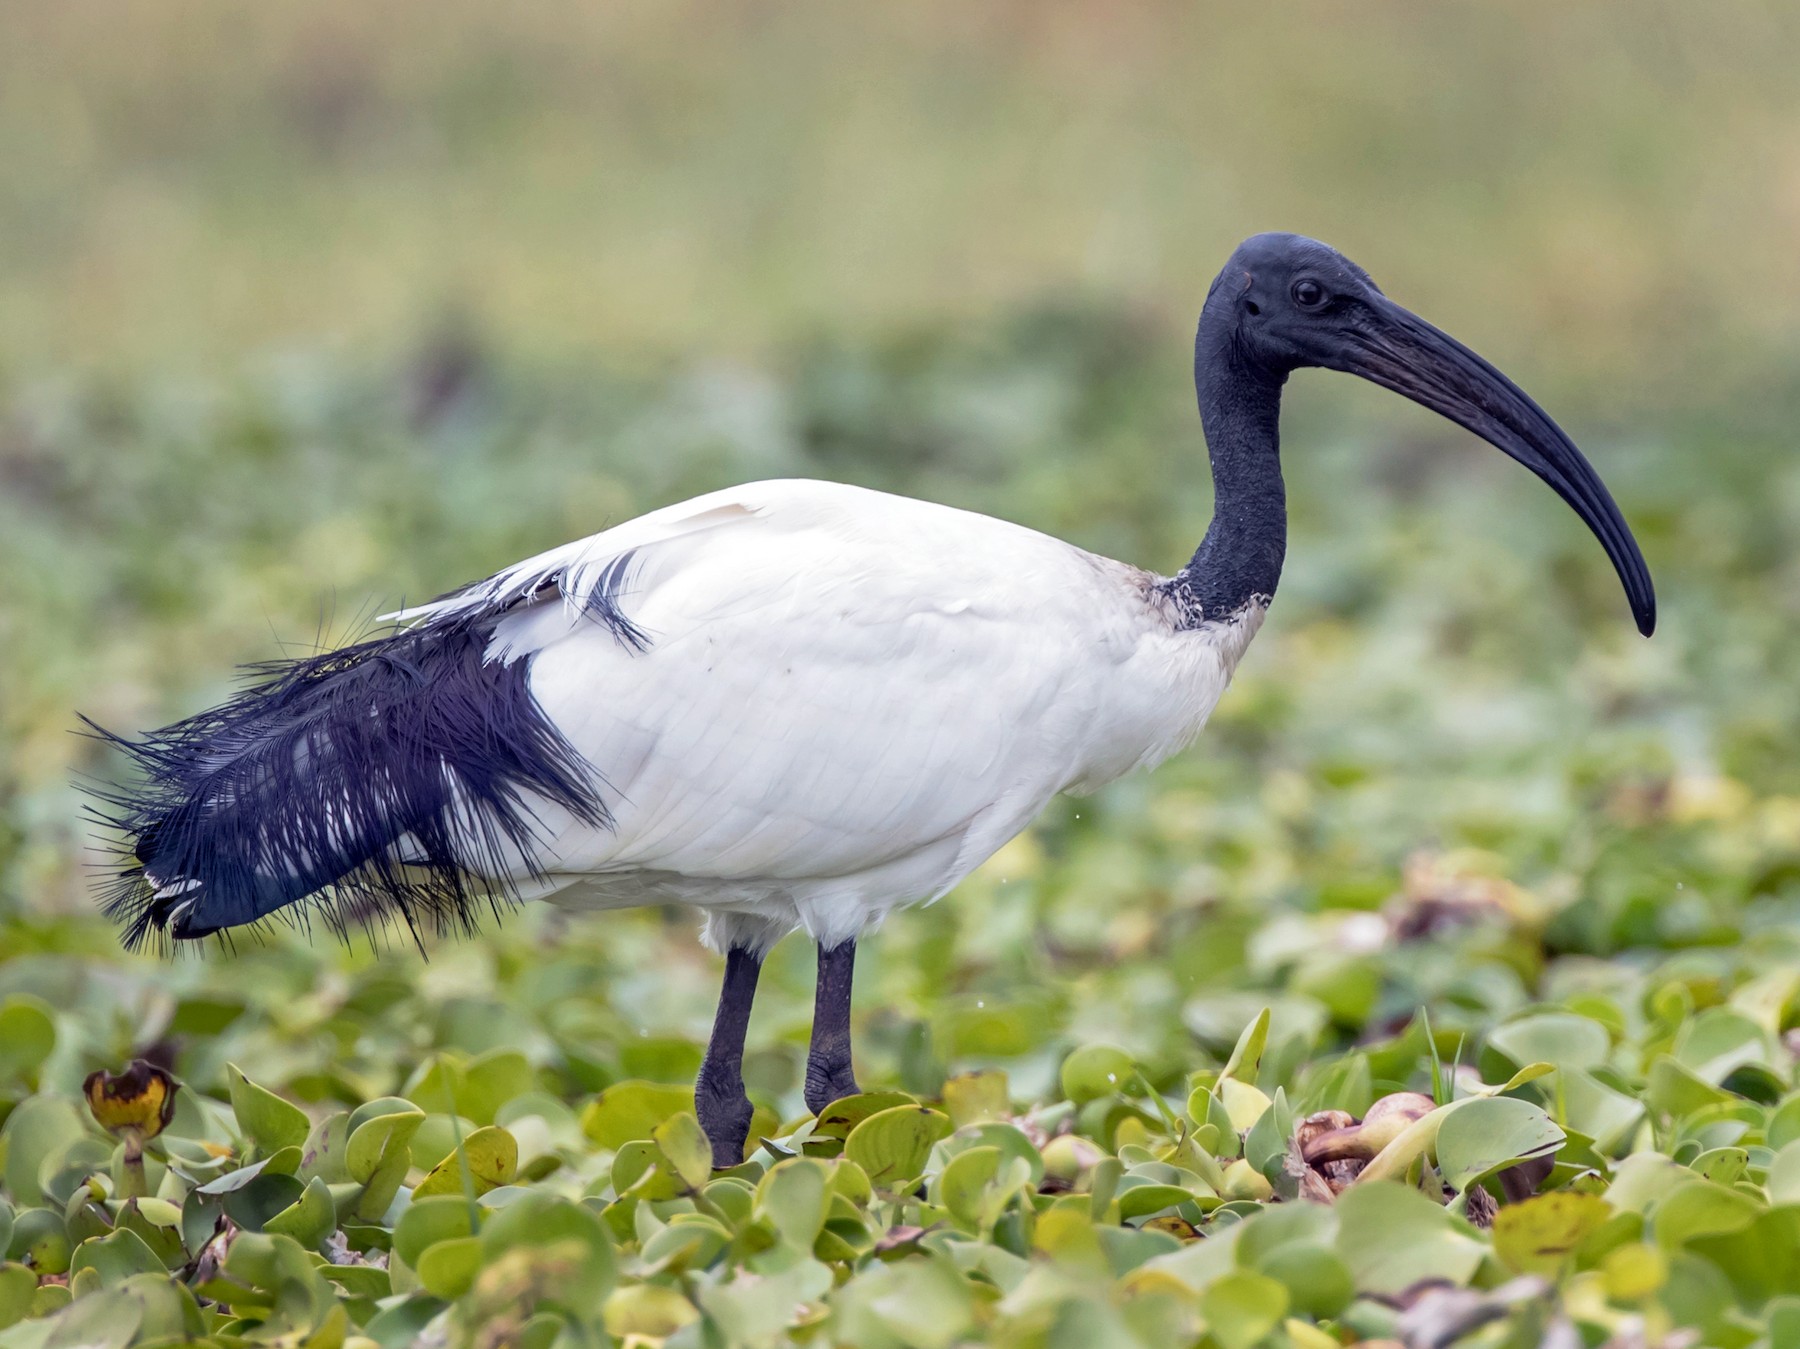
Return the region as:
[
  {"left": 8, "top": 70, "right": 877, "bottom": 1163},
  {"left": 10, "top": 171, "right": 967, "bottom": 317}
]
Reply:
[{"left": 92, "top": 233, "right": 1655, "bottom": 1166}]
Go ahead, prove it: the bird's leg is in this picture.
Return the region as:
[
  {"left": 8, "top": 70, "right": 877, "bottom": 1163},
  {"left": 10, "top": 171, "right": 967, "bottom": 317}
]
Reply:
[
  {"left": 695, "top": 945, "right": 763, "bottom": 1169},
  {"left": 804, "top": 939, "right": 861, "bottom": 1115}
]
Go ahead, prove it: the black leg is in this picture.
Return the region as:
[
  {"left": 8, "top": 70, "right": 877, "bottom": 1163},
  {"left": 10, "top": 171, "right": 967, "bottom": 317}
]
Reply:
[
  {"left": 695, "top": 945, "right": 762, "bottom": 1169},
  {"left": 804, "top": 940, "right": 861, "bottom": 1115}
]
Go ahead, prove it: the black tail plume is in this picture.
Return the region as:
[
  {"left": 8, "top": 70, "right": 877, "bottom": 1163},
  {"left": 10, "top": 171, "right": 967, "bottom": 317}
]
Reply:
[{"left": 85, "top": 623, "right": 607, "bottom": 950}]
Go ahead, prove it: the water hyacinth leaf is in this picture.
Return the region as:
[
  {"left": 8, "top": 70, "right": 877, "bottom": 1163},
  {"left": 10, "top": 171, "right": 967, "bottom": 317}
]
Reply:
[
  {"left": 1650, "top": 1179, "right": 1763, "bottom": 1250},
  {"left": 478, "top": 1192, "right": 616, "bottom": 1314},
  {"left": 1, "top": 1099, "right": 85, "bottom": 1208},
  {"left": 394, "top": 1195, "right": 479, "bottom": 1267},
  {"left": 1061, "top": 1045, "right": 1136, "bottom": 1104},
  {"left": 1483, "top": 1013, "right": 1610, "bottom": 1074},
  {"left": 1559, "top": 1068, "right": 1645, "bottom": 1153},
  {"left": 67, "top": 1228, "right": 163, "bottom": 1288},
  {"left": 1221, "top": 1008, "right": 1273, "bottom": 1084},
  {"left": 226, "top": 1064, "right": 310, "bottom": 1156},
  {"left": 223, "top": 1172, "right": 307, "bottom": 1233},
  {"left": 602, "top": 1284, "right": 700, "bottom": 1340},
  {"left": 0, "top": 1265, "right": 32, "bottom": 1331},
  {"left": 758, "top": 1158, "right": 830, "bottom": 1248},
  {"left": 936, "top": 1146, "right": 1001, "bottom": 1226},
  {"left": 942, "top": 1070, "right": 1010, "bottom": 1127},
  {"left": 1200, "top": 1269, "right": 1289, "bottom": 1349},
  {"left": 415, "top": 1234, "right": 483, "bottom": 1299},
  {"left": 456, "top": 1049, "right": 536, "bottom": 1126},
  {"left": 1646, "top": 1058, "right": 1734, "bottom": 1119},
  {"left": 844, "top": 1106, "right": 951, "bottom": 1188},
  {"left": 8, "top": 1209, "right": 71, "bottom": 1275},
  {"left": 831, "top": 1250, "right": 976, "bottom": 1349},
  {"left": 1244, "top": 1087, "right": 1295, "bottom": 1188},
  {"left": 345, "top": 1106, "right": 426, "bottom": 1183},
  {"left": 1434, "top": 1097, "right": 1564, "bottom": 1192},
  {"left": 1334, "top": 1182, "right": 1485, "bottom": 1294},
  {"left": 1492, "top": 1191, "right": 1611, "bottom": 1274},
  {"left": 36, "top": 1287, "right": 140, "bottom": 1349},
  {"left": 1768, "top": 1141, "right": 1800, "bottom": 1205},
  {"left": 298, "top": 1112, "right": 350, "bottom": 1185},
  {"left": 697, "top": 1255, "right": 833, "bottom": 1343},
  {"left": 811, "top": 1092, "right": 921, "bottom": 1143},
  {"left": 1217, "top": 1079, "right": 1274, "bottom": 1133},
  {"left": 945, "top": 1123, "right": 1045, "bottom": 1188},
  {"left": 263, "top": 1175, "right": 336, "bottom": 1249},
  {"left": 412, "top": 1125, "right": 518, "bottom": 1198},
  {"left": 111, "top": 1200, "right": 185, "bottom": 1269},
  {"left": 579, "top": 1081, "right": 694, "bottom": 1151},
  {"left": 1114, "top": 1179, "right": 1198, "bottom": 1220},
  {"left": 0, "top": 1000, "right": 55, "bottom": 1087},
  {"left": 651, "top": 1112, "right": 713, "bottom": 1190},
  {"left": 1673, "top": 1010, "right": 1769, "bottom": 1085}
]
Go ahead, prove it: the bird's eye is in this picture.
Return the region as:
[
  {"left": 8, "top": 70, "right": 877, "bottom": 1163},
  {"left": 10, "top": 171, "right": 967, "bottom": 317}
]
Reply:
[{"left": 1291, "top": 279, "right": 1326, "bottom": 309}]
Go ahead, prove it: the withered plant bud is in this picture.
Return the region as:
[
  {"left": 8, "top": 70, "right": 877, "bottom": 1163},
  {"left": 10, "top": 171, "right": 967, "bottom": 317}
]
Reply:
[
  {"left": 1300, "top": 1092, "right": 1435, "bottom": 1165},
  {"left": 84, "top": 1060, "right": 178, "bottom": 1141}
]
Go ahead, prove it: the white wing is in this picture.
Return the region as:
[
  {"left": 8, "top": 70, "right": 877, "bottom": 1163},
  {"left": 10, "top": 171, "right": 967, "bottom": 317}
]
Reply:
[{"left": 392, "top": 480, "right": 1252, "bottom": 947}]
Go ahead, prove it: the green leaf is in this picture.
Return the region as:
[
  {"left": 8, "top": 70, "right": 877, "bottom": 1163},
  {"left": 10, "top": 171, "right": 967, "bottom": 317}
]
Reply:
[
  {"left": 603, "top": 1284, "right": 701, "bottom": 1340},
  {"left": 1, "top": 1099, "right": 85, "bottom": 1208},
  {"left": 263, "top": 1175, "right": 336, "bottom": 1249},
  {"left": 456, "top": 1048, "right": 536, "bottom": 1126},
  {"left": 477, "top": 1192, "right": 616, "bottom": 1316},
  {"left": 579, "top": 1080, "right": 694, "bottom": 1150},
  {"left": 1061, "top": 1045, "right": 1136, "bottom": 1104},
  {"left": 223, "top": 1171, "right": 307, "bottom": 1232},
  {"left": 1646, "top": 1057, "right": 1733, "bottom": 1119},
  {"left": 1201, "top": 1269, "right": 1289, "bottom": 1349},
  {"left": 298, "top": 1111, "right": 350, "bottom": 1185},
  {"left": 38, "top": 1286, "right": 141, "bottom": 1349},
  {"left": 226, "top": 1063, "right": 311, "bottom": 1155},
  {"left": 1221, "top": 1008, "right": 1273, "bottom": 1083},
  {"left": 1334, "top": 1182, "right": 1485, "bottom": 1295},
  {"left": 0, "top": 1000, "right": 55, "bottom": 1087},
  {"left": 345, "top": 1105, "right": 426, "bottom": 1184},
  {"left": 412, "top": 1124, "right": 519, "bottom": 1198},
  {"left": 67, "top": 1228, "right": 163, "bottom": 1288},
  {"left": 1434, "top": 1096, "right": 1564, "bottom": 1191},
  {"left": 394, "top": 1194, "right": 479, "bottom": 1267},
  {"left": 1651, "top": 1179, "right": 1763, "bottom": 1250},
  {"left": 651, "top": 1111, "right": 713, "bottom": 1189},
  {"left": 1484, "top": 1012, "right": 1610, "bottom": 1073},
  {"left": 0, "top": 1264, "right": 35, "bottom": 1332},
  {"left": 942, "top": 1070, "right": 1010, "bottom": 1127},
  {"left": 415, "top": 1234, "right": 482, "bottom": 1299},
  {"left": 757, "top": 1158, "right": 830, "bottom": 1248},
  {"left": 936, "top": 1146, "right": 1010, "bottom": 1228},
  {"left": 843, "top": 1105, "right": 952, "bottom": 1189}
]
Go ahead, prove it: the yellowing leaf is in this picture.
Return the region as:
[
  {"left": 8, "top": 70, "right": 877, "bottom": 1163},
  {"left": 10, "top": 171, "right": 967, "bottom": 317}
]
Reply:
[
  {"left": 1493, "top": 1191, "right": 1611, "bottom": 1275},
  {"left": 411, "top": 1125, "right": 518, "bottom": 1198},
  {"left": 579, "top": 1081, "right": 694, "bottom": 1151}
]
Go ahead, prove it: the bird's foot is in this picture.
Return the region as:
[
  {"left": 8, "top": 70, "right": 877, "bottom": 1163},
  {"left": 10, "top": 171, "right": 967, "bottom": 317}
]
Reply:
[
  {"left": 695, "top": 1074, "right": 754, "bottom": 1170},
  {"left": 803, "top": 1062, "right": 861, "bottom": 1118}
]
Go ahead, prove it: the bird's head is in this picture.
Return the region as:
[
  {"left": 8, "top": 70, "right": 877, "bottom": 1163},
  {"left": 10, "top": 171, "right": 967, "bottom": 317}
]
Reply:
[{"left": 1206, "top": 231, "right": 1656, "bottom": 637}]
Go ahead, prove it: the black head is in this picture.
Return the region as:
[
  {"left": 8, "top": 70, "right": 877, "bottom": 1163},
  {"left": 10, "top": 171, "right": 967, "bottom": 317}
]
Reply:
[{"left": 1203, "top": 232, "right": 1656, "bottom": 637}]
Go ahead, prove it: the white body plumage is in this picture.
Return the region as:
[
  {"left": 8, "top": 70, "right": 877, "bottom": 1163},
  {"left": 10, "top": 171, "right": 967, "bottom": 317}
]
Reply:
[{"left": 388, "top": 479, "right": 1264, "bottom": 954}]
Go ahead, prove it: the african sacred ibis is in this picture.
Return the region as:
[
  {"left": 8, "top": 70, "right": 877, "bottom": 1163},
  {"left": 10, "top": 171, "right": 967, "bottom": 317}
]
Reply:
[{"left": 93, "top": 233, "right": 1655, "bottom": 1167}]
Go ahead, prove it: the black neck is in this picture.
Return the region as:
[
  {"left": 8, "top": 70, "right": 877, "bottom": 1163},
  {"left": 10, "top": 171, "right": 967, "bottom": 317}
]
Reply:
[{"left": 1162, "top": 315, "right": 1288, "bottom": 625}]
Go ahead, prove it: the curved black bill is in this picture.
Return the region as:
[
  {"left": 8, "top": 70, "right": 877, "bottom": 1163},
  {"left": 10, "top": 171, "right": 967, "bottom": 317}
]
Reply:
[{"left": 1331, "top": 297, "right": 1656, "bottom": 636}]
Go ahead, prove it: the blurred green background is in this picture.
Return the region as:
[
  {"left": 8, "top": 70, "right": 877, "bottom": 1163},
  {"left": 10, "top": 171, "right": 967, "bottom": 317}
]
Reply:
[{"left": 5, "top": 0, "right": 1800, "bottom": 1097}]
